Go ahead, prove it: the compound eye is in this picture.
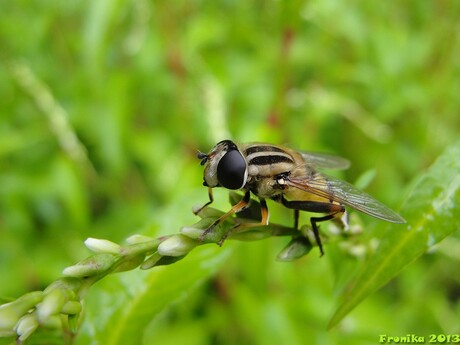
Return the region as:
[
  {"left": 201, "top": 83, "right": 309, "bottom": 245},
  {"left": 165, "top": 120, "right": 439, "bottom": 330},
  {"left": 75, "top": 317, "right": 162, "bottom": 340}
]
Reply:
[{"left": 217, "top": 149, "right": 247, "bottom": 190}]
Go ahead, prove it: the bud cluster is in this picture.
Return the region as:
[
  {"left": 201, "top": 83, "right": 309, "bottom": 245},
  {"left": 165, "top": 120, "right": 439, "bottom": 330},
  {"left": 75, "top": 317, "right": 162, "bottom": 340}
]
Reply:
[{"left": 0, "top": 200, "right": 359, "bottom": 342}]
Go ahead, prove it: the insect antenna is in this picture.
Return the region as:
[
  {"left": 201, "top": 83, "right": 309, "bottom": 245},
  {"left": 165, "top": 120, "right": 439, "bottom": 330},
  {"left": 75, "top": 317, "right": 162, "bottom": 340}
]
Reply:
[{"left": 197, "top": 150, "right": 208, "bottom": 165}]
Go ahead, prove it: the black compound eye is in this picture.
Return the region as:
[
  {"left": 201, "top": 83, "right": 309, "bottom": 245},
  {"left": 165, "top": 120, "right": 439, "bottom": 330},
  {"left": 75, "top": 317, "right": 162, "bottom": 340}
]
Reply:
[{"left": 217, "top": 149, "right": 247, "bottom": 190}]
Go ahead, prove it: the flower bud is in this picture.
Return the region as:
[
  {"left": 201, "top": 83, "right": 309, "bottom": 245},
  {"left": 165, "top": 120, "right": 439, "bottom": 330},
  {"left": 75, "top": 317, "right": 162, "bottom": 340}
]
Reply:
[
  {"left": 121, "top": 238, "right": 160, "bottom": 256},
  {"left": 180, "top": 226, "right": 205, "bottom": 240},
  {"left": 61, "top": 301, "right": 82, "bottom": 315},
  {"left": 37, "top": 314, "right": 61, "bottom": 328},
  {"left": 181, "top": 218, "right": 215, "bottom": 239},
  {"left": 140, "top": 252, "right": 162, "bottom": 270},
  {"left": 62, "top": 254, "right": 117, "bottom": 277},
  {"left": 125, "top": 234, "right": 156, "bottom": 245},
  {"left": 85, "top": 238, "right": 121, "bottom": 254},
  {"left": 140, "top": 252, "right": 186, "bottom": 269},
  {"left": 15, "top": 314, "right": 39, "bottom": 342},
  {"left": 0, "top": 291, "right": 43, "bottom": 331},
  {"left": 36, "top": 288, "right": 69, "bottom": 323},
  {"left": 277, "top": 236, "right": 313, "bottom": 261},
  {"left": 158, "top": 235, "right": 198, "bottom": 257}
]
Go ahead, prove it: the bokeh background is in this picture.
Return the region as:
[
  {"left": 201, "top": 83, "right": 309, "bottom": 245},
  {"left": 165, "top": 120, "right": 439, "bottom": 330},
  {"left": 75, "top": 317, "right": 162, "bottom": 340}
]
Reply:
[{"left": 1, "top": 1, "right": 459, "bottom": 344}]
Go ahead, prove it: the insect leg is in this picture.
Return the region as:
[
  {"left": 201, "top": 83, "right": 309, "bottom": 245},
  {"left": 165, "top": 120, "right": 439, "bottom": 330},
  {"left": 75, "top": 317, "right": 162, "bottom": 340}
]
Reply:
[
  {"left": 193, "top": 187, "right": 214, "bottom": 215},
  {"left": 216, "top": 198, "right": 270, "bottom": 245},
  {"left": 293, "top": 209, "right": 300, "bottom": 230},
  {"left": 200, "top": 190, "right": 251, "bottom": 242},
  {"left": 234, "top": 198, "right": 269, "bottom": 228},
  {"left": 275, "top": 196, "right": 345, "bottom": 256},
  {"left": 310, "top": 214, "right": 337, "bottom": 256},
  {"left": 258, "top": 198, "right": 269, "bottom": 225}
]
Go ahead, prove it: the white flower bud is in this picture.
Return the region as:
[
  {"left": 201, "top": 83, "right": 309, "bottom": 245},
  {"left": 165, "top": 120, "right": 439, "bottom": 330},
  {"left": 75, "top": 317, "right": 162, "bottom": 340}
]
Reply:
[
  {"left": 158, "top": 235, "right": 198, "bottom": 257},
  {"left": 125, "top": 234, "right": 155, "bottom": 245},
  {"left": 180, "top": 226, "right": 205, "bottom": 240},
  {"left": 36, "top": 289, "right": 67, "bottom": 322},
  {"left": 15, "top": 314, "right": 39, "bottom": 342},
  {"left": 85, "top": 238, "right": 121, "bottom": 254}
]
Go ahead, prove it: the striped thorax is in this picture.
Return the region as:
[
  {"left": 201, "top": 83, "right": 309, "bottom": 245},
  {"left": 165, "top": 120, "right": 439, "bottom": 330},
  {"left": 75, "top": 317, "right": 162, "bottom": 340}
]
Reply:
[{"left": 244, "top": 144, "right": 297, "bottom": 180}]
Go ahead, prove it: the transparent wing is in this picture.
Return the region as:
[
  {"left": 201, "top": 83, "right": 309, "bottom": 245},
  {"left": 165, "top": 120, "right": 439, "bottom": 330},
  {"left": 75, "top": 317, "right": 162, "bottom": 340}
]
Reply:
[
  {"left": 285, "top": 173, "right": 405, "bottom": 223},
  {"left": 300, "top": 151, "right": 350, "bottom": 170}
]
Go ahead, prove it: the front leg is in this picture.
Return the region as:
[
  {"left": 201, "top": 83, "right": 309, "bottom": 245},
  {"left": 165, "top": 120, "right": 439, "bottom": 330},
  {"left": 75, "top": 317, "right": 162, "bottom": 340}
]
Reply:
[
  {"left": 199, "top": 191, "right": 251, "bottom": 242},
  {"left": 193, "top": 187, "right": 214, "bottom": 215},
  {"left": 200, "top": 192, "right": 271, "bottom": 245},
  {"left": 274, "top": 195, "right": 345, "bottom": 256},
  {"left": 215, "top": 198, "right": 270, "bottom": 245}
]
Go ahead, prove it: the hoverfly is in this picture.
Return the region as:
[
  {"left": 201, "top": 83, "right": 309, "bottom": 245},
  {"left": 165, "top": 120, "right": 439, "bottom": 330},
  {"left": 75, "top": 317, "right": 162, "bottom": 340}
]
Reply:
[{"left": 196, "top": 140, "right": 405, "bottom": 256}]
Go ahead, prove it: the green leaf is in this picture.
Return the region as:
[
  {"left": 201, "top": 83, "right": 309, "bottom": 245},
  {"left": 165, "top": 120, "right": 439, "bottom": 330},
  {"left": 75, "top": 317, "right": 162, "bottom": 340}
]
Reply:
[
  {"left": 75, "top": 245, "right": 231, "bottom": 345},
  {"left": 329, "top": 140, "right": 460, "bottom": 328}
]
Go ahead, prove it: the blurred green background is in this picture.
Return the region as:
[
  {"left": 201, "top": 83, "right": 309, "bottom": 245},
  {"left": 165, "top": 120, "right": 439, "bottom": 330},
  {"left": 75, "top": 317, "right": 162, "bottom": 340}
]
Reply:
[{"left": 1, "top": 0, "right": 459, "bottom": 344}]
